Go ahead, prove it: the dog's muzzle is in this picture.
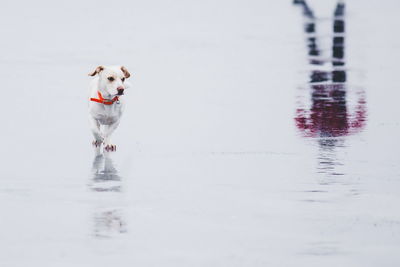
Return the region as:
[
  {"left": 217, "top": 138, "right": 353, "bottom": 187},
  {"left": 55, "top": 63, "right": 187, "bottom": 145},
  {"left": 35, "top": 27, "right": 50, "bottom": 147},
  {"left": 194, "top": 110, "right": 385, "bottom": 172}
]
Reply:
[{"left": 117, "top": 88, "right": 124, "bottom": 95}]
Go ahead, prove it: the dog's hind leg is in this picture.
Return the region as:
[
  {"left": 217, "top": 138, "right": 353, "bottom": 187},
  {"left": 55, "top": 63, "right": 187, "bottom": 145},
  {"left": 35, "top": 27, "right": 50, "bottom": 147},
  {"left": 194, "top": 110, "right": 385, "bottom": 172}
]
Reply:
[
  {"left": 102, "top": 121, "right": 120, "bottom": 152},
  {"left": 89, "top": 116, "right": 103, "bottom": 148}
]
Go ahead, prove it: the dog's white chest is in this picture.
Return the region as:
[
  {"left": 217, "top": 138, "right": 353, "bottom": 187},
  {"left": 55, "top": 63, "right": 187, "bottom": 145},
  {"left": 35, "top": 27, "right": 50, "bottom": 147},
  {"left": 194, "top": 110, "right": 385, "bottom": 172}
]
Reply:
[{"left": 90, "top": 103, "right": 123, "bottom": 125}]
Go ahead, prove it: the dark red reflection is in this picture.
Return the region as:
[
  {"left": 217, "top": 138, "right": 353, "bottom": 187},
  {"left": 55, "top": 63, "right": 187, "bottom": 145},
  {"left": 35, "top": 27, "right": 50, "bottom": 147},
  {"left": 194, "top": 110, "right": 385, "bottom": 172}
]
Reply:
[
  {"left": 295, "top": 83, "right": 366, "bottom": 137},
  {"left": 294, "top": 1, "right": 367, "bottom": 138}
]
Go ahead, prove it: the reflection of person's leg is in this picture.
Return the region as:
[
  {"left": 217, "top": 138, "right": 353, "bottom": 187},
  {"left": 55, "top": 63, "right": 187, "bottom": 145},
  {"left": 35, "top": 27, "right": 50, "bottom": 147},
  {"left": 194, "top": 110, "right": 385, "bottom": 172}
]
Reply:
[
  {"left": 294, "top": 0, "right": 321, "bottom": 63},
  {"left": 332, "top": 2, "right": 345, "bottom": 67},
  {"left": 293, "top": 0, "right": 314, "bottom": 19}
]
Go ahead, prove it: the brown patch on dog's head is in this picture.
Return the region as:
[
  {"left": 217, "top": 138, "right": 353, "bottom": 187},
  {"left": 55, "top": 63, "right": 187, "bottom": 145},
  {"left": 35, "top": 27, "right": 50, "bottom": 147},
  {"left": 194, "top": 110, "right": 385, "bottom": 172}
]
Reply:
[
  {"left": 120, "top": 66, "right": 131, "bottom": 78},
  {"left": 88, "top": 66, "right": 104, "bottom": 76}
]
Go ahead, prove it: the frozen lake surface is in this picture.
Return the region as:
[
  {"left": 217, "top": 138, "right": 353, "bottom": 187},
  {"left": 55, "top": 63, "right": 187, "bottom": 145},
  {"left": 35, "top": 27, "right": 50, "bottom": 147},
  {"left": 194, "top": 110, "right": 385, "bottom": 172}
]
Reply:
[{"left": 1, "top": 0, "right": 400, "bottom": 266}]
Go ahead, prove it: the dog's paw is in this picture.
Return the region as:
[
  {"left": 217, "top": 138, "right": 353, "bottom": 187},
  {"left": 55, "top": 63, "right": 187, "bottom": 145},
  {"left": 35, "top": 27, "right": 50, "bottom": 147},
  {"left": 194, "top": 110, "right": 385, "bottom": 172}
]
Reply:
[
  {"left": 92, "top": 140, "right": 102, "bottom": 147},
  {"left": 104, "top": 144, "right": 116, "bottom": 152}
]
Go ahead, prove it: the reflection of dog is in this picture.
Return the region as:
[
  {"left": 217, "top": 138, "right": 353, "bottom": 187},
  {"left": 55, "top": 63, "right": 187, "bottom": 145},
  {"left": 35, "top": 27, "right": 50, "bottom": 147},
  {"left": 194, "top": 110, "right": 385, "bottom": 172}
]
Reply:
[
  {"left": 90, "top": 153, "right": 126, "bottom": 238},
  {"left": 88, "top": 65, "right": 131, "bottom": 152},
  {"left": 90, "top": 152, "right": 121, "bottom": 192},
  {"left": 93, "top": 209, "right": 126, "bottom": 238}
]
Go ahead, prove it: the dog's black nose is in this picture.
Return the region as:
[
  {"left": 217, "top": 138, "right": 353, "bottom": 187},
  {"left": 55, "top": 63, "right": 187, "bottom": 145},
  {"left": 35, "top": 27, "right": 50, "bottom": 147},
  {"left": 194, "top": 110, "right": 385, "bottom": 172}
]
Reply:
[{"left": 117, "top": 88, "right": 124, "bottom": 95}]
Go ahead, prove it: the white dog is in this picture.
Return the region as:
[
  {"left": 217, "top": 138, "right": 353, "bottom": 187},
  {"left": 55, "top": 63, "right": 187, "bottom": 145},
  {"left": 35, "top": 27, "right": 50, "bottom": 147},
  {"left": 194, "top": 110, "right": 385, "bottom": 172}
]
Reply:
[{"left": 88, "top": 65, "right": 131, "bottom": 152}]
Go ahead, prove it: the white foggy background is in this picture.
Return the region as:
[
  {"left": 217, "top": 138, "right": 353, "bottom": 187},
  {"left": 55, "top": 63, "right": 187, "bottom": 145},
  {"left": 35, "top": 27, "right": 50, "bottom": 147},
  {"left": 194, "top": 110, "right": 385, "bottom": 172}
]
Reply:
[{"left": 0, "top": 0, "right": 400, "bottom": 266}]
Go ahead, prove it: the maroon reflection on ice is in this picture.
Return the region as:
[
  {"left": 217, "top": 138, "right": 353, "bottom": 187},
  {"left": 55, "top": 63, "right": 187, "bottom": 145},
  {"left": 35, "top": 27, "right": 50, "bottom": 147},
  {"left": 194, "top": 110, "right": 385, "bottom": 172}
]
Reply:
[
  {"left": 295, "top": 82, "right": 367, "bottom": 138},
  {"left": 294, "top": 0, "right": 367, "bottom": 138}
]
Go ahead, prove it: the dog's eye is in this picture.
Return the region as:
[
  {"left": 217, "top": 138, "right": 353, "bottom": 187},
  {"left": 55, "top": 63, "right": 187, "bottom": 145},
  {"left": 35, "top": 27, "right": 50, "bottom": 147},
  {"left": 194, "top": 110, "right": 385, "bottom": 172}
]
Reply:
[
  {"left": 121, "top": 77, "right": 125, "bottom": 82},
  {"left": 108, "top": 77, "right": 115, "bottom": 82}
]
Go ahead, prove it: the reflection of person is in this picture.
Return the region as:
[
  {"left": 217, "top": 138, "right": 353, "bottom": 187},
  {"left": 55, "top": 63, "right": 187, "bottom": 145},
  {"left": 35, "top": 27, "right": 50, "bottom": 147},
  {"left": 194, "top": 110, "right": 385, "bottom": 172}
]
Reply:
[{"left": 294, "top": 1, "right": 366, "bottom": 138}]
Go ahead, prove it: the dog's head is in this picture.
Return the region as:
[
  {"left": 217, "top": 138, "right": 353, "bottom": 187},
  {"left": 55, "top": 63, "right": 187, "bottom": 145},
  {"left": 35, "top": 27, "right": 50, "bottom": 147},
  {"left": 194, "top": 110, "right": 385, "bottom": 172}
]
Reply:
[{"left": 89, "top": 65, "right": 131, "bottom": 97}]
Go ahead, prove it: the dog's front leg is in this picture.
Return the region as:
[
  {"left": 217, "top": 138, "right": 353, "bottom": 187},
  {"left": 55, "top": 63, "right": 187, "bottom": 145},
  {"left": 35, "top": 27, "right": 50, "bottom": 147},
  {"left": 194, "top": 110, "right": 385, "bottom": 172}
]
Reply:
[
  {"left": 102, "top": 120, "right": 120, "bottom": 152},
  {"left": 89, "top": 116, "right": 103, "bottom": 148}
]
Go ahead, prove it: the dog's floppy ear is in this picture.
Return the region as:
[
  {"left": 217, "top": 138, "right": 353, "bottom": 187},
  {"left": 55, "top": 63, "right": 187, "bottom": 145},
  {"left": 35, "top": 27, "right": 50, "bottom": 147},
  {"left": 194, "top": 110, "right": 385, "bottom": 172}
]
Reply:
[
  {"left": 88, "top": 66, "right": 104, "bottom": 76},
  {"left": 121, "top": 66, "right": 131, "bottom": 78}
]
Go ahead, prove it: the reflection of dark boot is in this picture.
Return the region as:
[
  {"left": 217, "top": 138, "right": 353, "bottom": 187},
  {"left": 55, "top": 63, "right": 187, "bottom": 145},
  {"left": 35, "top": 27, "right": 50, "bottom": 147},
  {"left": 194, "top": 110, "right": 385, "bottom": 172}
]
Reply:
[
  {"left": 310, "top": 71, "right": 329, "bottom": 83},
  {"left": 334, "top": 2, "right": 345, "bottom": 17},
  {"left": 332, "top": 70, "right": 346, "bottom": 82}
]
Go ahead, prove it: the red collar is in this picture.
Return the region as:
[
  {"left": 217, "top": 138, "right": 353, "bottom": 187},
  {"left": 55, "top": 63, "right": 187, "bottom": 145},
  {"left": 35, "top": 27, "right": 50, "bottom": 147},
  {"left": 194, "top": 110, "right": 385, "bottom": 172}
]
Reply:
[{"left": 90, "top": 91, "right": 119, "bottom": 105}]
